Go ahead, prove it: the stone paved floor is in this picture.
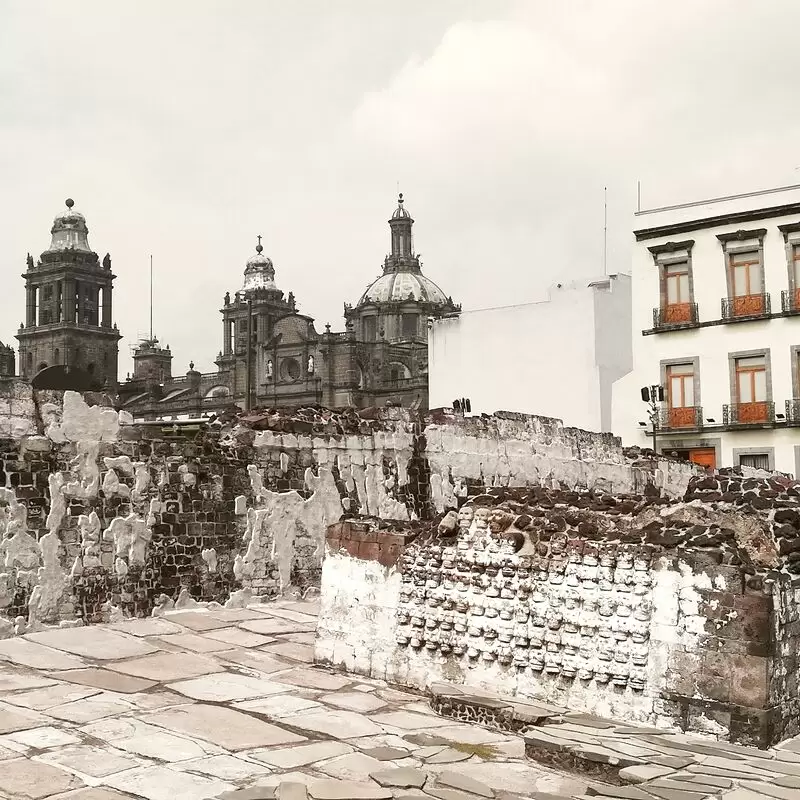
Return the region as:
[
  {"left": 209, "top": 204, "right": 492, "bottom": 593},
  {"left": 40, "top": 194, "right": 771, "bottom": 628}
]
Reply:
[{"left": 0, "top": 599, "right": 593, "bottom": 800}]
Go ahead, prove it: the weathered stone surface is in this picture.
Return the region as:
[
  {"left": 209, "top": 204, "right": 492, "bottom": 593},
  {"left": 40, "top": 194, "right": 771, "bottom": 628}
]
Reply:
[
  {"left": 0, "top": 757, "right": 84, "bottom": 798},
  {"left": 369, "top": 768, "right": 427, "bottom": 788},
  {"left": 307, "top": 780, "right": 392, "bottom": 800},
  {"left": 167, "top": 673, "right": 291, "bottom": 702},
  {"left": 39, "top": 744, "right": 139, "bottom": 777},
  {"left": 251, "top": 741, "right": 352, "bottom": 769},
  {"left": 103, "top": 765, "right": 234, "bottom": 800},
  {"left": 52, "top": 667, "right": 158, "bottom": 693},
  {"left": 145, "top": 704, "right": 307, "bottom": 750},
  {"left": 434, "top": 771, "right": 494, "bottom": 798},
  {"left": 619, "top": 765, "right": 674, "bottom": 784},
  {"left": 27, "top": 627, "right": 157, "bottom": 660},
  {"left": 0, "top": 638, "right": 87, "bottom": 670},
  {"left": 105, "top": 652, "right": 224, "bottom": 681}
]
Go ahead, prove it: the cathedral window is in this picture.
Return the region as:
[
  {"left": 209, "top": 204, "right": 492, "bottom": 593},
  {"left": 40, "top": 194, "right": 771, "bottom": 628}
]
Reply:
[
  {"left": 363, "top": 317, "right": 377, "bottom": 341},
  {"left": 401, "top": 313, "right": 418, "bottom": 338}
]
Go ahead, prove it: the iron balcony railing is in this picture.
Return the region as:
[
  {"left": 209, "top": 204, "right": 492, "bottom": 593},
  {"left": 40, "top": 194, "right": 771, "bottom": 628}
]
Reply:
[
  {"left": 658, "top": 405, "right": 703, "bottom": 430},
  {"left": 722, "top": 401, "right": 776, "bottom": 426},
  {"left": 721, "top": 293, "right": 771, "bottom": 320},
  {"left": 652, "top": 303, "right": 699, "bottom": 329},
  {"left": 786, "top": 399, "right": 800, "bottom": 423},
  {"left": 781, "top": 289, "right": 800, "bottom": 314}
]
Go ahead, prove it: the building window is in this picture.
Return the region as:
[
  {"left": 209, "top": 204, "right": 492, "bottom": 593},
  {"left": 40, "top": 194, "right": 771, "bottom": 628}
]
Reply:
[
  {"left": 363, "top": 317, "right": 377, "bottom": 341},
  {"left": 666, "top": 362, "right": 696, "bottom": 427},
  {"left": 663, "top": 261, "right": 692, "bottom": 322},
  {"left": 280, "top": 357, "right": 301, "bottom": 382},
  {"left": 401, "top": 313, "right": 418, "bottom": 338},
  {"left": 729, "top": 250, "right": 764, "bottom": 315},
  {"left": 390, "top": 368, "right": 399, "bottom": 386},
  {"left": 54, "top": 348, "right": 60, "bottom": 364},
  {"left": 791, "top": 243, "right": 800, "bottom": 310},
  {"left": 739, "top": 453, "right": 770, "bottom": 470},
  {"left": 734, "top": 354, "right": 768, "bottom": 422}
]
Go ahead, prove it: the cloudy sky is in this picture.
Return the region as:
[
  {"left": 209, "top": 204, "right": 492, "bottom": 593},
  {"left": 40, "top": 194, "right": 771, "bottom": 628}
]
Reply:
[{"left": 3, "top": 0, "right": 800, "bottom": 376}]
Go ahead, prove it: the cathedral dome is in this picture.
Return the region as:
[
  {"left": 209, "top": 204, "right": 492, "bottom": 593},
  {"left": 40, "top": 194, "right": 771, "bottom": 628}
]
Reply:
[
  {"left": 358, "top": 271, "right": 449, "bottom": 306},
  {"left": 242, "top": 237, "right": 277, "bottom": 292},
  {"left": 49, "top": 198, "right": 91, "bottom": 252}
]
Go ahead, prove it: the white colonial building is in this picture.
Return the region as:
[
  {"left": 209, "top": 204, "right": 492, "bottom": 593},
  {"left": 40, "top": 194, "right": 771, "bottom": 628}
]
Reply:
[
  {"left": 612, "top": 183, "right": 800, "bottom": 474},
  {"left": 429, "top": 274, "right": 632, "bottom": 432}
]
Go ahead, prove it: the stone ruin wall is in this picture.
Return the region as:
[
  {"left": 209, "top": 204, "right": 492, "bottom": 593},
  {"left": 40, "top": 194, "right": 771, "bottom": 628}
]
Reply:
[
  {"left": 315, "top": 474, "right": 800, "bottom": 748},
  {"left": 0, "top": 383, "right": 699, "bottom": 635}
]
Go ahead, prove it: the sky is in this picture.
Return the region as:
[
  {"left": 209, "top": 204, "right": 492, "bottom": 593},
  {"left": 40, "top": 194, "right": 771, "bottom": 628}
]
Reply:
[{"left": 3, "top": 0, "right": 800, "bottom": 376}]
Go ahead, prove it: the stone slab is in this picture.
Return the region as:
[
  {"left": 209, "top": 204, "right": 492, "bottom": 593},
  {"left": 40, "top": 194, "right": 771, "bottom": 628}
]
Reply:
[
  {"left": 369, "top": 767, "right": 427, "bottom": 789},
  {"left": 39, "top": 744, "right": 141, "bottom": 777},
  {"left": 110, "top": 618, "right": 185, "bottom": 636},
  {"left": 426, "top": 747, "right": 471, "bottom": 764},
  {"left": 145, "top": 704, "right": 307, "bottom": 751},
  {"left": 362, "top": 746, "right": 411, "bottom": 761},
  {"left": 167, "top": 673, "right": 292, "bottom": 702},
  {"left": 52, "top": 668, "right": 158, "bottom": 694},
  {"left": 216, "top": 788, "right": 276, "bottom": 800},
  {"left": 0, "top": 756, "right": 84, "bottom": 798},
  {"left": 371, "top": 711, "right": 452, "bottom": 731},
  {"left": 217, "top": 650, "right": 291, "bottom": 674},
  {"left": 204, "top": 628, "right": 275, "bottom": 648},
  {"left": 434, "top": 770, "right": 494, "bottom": 798},
  {"left": 81, "top": 717, "right": 221, "bottom": 762},
  {"left": 0, "top": 702, "right": 51, "bottom": 734},
  {"left": 103, "top": 765, "right": 234, "bottom": 800},
  {"left": 254, "top": 607, "right": 319, "bottom": 625},
  {"left": 275, "top": 783, "right": 308, "bottom": 800},
  {"left": 173, "top": 754, "right": 273, "bottom": 780},
  {"left": 235, "top": 695, "right": 323, "bottom": 718},
  {"left": 157, "top": 633, "right": 233, "bottom": 653},
  {"left": 0, "top": 671, "right": 57, "bottom": 692},
  {"left": 7, "top": 725, "right": 82, "bottom": 748},
  {"left": 240, "top": 619, "right": 313, "bottom": 635},
  {"left": 105, "top": 652, "right": 225, "bottom": 681},
  {"left": 0, "top": 637, "right": 87, "bottom": 670},
  {"left": 250, "top": 741, "right": 352, "bottom": 769},
  {"left": 4, "top": 683, "right": 100, "bottom": 710},
  {"left": 49, "top": 789, "right": 138, "bottom": 800},
  {"left": 47, "top": 695, "right": 136, "bottom": 723},
  {"left": 619, "top": 765, "right": 674, "bottom": 784},
  {"left": 290, "top": 709, "right": 384, "bottom": 739},
  {"left": 317, "top": 752, "right": 388, "bottom": 782},
  {"left": 164, "top": 611, "right": 232, "bottom": 631},
  {"left": 307, "top": 780, "right": 392, "bottom": 800},
  {"left": 27, "top": 628, "right": 158, "bottom": 660},
  {"left": 268, "top": 667, "right": 351, "bottom": 691},
  {"left": 263, "top": 642, "right": 315, "bottom": 663},
  {"left": 319, "top": 692, "right": 387, "bottom": 713}
]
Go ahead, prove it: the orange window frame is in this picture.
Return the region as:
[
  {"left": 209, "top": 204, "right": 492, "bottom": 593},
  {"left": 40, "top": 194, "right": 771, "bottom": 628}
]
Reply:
[
  {"left": 735, "top": 361, "right": 766, "bottom": 403},
  {"left": 729, "top": 253, "right": 761, "bottom": 297},
  {"left": 666, "top": 367, "right": 693, "bottom": 408},
  {"left": 664, "top": 265, "right": 689, "bottom": 304}
]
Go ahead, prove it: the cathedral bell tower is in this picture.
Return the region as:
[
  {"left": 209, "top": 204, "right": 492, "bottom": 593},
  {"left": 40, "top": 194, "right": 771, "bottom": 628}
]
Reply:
[{"left": 16, "top": 199, "right": 121, "bottom": 388}]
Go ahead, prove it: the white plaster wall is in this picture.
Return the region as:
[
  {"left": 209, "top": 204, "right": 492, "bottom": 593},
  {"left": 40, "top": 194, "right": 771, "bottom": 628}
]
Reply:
[
  {"left": 429, "top": 276, "right": 632, "bottom": 432},
  {"left": 612, "top": 185, "right": 800, "bottom": 475},
  {"left": 314, "top": 544, "right": 726, "bottom": 731}
]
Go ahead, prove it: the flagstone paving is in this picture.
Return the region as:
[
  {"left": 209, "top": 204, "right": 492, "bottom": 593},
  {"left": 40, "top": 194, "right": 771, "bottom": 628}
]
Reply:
[{"left": 0, "top": 598, "right": 796, "bottom": 799}]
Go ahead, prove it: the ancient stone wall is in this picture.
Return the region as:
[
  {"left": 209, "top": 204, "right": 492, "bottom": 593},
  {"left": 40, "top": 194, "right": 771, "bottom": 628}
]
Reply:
[
  {"left": 0, "top": 387, "right": 699, "bottom": 632},
  {"left": 315, "top": 475, "right": 800, "bottom": 748}
]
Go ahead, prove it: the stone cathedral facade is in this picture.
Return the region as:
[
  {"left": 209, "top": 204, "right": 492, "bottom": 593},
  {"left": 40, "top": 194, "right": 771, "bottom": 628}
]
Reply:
[
  {"left": 12, "top": 195, "right": 457, "bottom": 415},
  {"left": 15, "top": 199, "right": 121, "bottom": 389}
]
